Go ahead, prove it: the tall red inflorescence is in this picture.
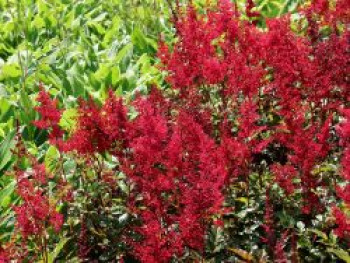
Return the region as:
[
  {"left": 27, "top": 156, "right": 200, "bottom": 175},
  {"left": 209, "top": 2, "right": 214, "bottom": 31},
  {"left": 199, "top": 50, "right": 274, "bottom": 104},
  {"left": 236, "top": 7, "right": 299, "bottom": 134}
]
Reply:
[
  {"left": 33, "top": 84, "right": 64, "bottom": 146},
  {"left": 2, "top": 157, "right": 64, "bottom": 261},
  {"left": 123, "top": 91, "right": 227, "bottom": 261},
  {"left": 338, "top": 109, "right": 350, "bottom": 181},
  {"left": 14, "top": 162, "right": 63, "bottom": 239},
  {"left": 333, "top": 109, "right": 350, "bottom": 239}
]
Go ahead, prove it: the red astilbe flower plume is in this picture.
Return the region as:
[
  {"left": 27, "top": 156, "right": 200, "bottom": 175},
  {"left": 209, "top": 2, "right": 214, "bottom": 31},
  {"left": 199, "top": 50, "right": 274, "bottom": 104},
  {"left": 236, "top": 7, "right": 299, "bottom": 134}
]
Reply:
[
  {"left": 271, "top": 164, "right": 298, "bottom": 195},
  {"left": 33, "top": 85, "right": 61, "bottom": 129},
  {"left": 63, "top": 97, "right": 107, "bottom": 154},
  {"left": 262, "top": 17, "right": 315, "bottom": 117},
  {"left": 100, "top": 89, "right": 129, "bottom": 155},
  {"left": 274, "top": 231, "right": 289, "bottom": 263},
  {"left": 158, "top": 1, "right": 230, "bottom": 90},
  {"left": 246, "top": 0, "right": 260, "bottom": 25},
  {"left": 14, "top": 162, "right": 64, "bottom": 239},
  {"left": 168, "top": 112, "right": 227, "bottom": 248},
  {"left": 1, "top": 157, "right": 65, "bottom": 261},
  {"left": 122, "top": 95, "right": 179, "bottom": 262},
  {"left": 158, "top": 0, "right": 265, "bottom": 99},
  {"left": 43, "top": 89, "right": 129, "bottom": 155},
  {"left": 332, "top": 109, "right": 350, "bottom": 240},
  {"left": 124, "top": 93, "right": 227, "bottom": 262},
  {"left": 0, "top": 248, "right": 9, "bottom": 263},
  {"left": 263, "top": 2, "right": 349, "bottom": 115},
  {"left": 337, "top": 109, "right": 350, "bottom": 180},
  {"left": 332, "top": 206, "right": 350, "bottom": 239},
  {"left": 274, "top": 112, "right": 331, "bottom": 214},
  {"left": 220, "top": 99, "right": 270, "bottom": 179},
  {"left": 310, "top": 32, "right": 350, "bottom": 111},
  {"left": 33, "top": 85, "right": 63, "bottom": 145},
  {"left": 262, "top": 188, "right": 275, "bottom": 247}
]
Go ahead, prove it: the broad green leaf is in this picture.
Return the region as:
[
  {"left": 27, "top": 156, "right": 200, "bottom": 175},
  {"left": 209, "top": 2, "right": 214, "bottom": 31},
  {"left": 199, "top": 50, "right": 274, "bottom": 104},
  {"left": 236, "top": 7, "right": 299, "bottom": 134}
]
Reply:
[
  {"left": 115, "top": 43, "right": 133, "bottom": 64},
  {"left": 328, "top": 249, "right": 350, "bottom": 263},
  {"left": 45, "top": 145, "right": 60, "bottom": 173},
  {"left": 0, "top": 130, "right": 15, "bottom": 172},
  {"left": 59, "top": 108, "right": 78, "bottom": 133},
  {"left": 0, "top": 181, "right": 15, "bottom": 208},
  {"left": 1, "top": 63, "right": 21, "bottom": 79},
  {"left": 111, "top": 67, "right": 120, "bottom": 85},
  {"left": 132, "top": 27, "right": 148, "bottom": 52},
  {"left": 32, "top": 16, "right": 45, "bottom": 29}
]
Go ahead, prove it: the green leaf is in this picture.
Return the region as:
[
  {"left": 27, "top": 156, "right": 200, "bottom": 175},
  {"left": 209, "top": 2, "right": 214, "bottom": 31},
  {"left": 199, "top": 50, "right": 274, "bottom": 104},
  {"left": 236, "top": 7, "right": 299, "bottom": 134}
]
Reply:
[
  {"left": 308, "top": 229, "right": 328, "bottom": 241},
  {"left": 1, "top": 63, "right": 21, "bottom": 79},
  {"left": 328, "top": 249, "right": 350, "bottom": 263},
  {"left": 132, "top": 27, "right": 148, "bottom": 52},
  {"left": 59, "top": 108, "right": 78, "bottom": 133},
  {"left": 32, "top": 16, "right": 45, "bottom": 29},
  {"left": 0, "top": 181, "right": 15, "bottom": 208},
  {"left": 235, "top": 197, "right": 248, "bottom": 205},
  {"left": 44, "top": 145, "right": 60, "bottom": 172},
  {"left": 115, "top": 43, "right": 133, "bottom": 64},
  {"left": 47, "top": 237, "right": 70, "bottom": 263},
  {"left": 0, "top": 130, "right": 15, "bottom": 172},
  {"left": 110, "top": 67, "right": 120, "bottom": 85},
  {"left": 94, "top": 64, "right": 110, "bottom": 81}
]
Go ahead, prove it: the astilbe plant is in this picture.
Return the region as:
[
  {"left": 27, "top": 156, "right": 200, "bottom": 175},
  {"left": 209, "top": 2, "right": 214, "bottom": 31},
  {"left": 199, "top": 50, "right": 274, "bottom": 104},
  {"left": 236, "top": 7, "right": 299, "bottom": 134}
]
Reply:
[
  {"left": 1, "top": 0, "right": 350, "bottom": 262},
  {"left": 0, "top": 132, "right": 64, "bottom": 262}
]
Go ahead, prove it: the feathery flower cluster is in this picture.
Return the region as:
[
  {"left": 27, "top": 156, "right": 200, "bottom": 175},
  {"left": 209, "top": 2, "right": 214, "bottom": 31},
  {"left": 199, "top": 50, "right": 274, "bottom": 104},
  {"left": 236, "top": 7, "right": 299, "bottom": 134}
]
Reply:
[
  {"left": 2, "top": 159, "right": 64, "bottom": 261},
  {"left": 333, "top": 109, "right": 350, "bottom": 239},
  {"left": 126, "top": 96, "right": 227, "bottom": 261},
  {"left": 32, "top": 85, "right": 63, "bottom": 146},
  {"left": 14, "top": 165, "right": 63, "bottom": 238}
]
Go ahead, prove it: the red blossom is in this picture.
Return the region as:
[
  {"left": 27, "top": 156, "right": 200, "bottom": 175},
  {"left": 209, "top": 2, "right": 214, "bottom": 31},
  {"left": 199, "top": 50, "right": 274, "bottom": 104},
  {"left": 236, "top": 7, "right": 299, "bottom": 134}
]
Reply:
[
  {"left": 332, "top": 109, "right": 350, "bottom": 240},
  {"left": 33, "top": 85, "right": 64, "bottom": 146},
  {"left": 271, "top": 164, "right": 297, "bottom": 195},
  {"left": 332, "top": 207, "right": 350, "bottom": 239},
  {"left": 246, "top": 0, "right": 260, "bottom": 23},
  {"left": 338, "top": 109, "right": 350, "bottom": 180},
  {"left": 274, "top": 231, "right": 289, "bottom": 263},
  {"left": 13, "top": 160, "right": 64, "bottom": 240},
  {"left": 262, "top": 188, "right": 275, "bottom": 247}
]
